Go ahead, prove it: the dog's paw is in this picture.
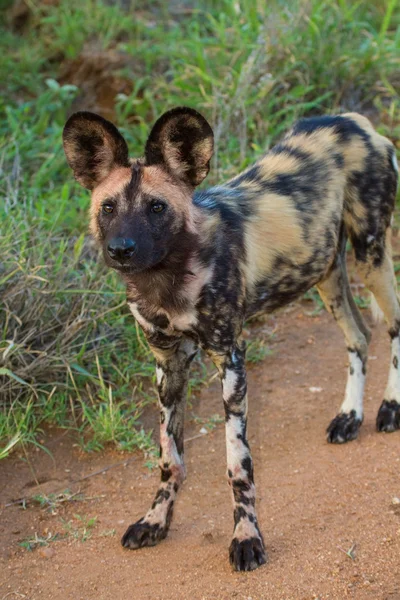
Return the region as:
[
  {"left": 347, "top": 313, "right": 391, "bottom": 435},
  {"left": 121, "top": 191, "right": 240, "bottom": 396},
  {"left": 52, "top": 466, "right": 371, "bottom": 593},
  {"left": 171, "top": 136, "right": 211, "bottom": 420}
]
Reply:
[
  {"left": 376, "top": 400, "right": 400, "bottom": 433},
  {"left": 327, "top": 410, "right": 362, "bottom": 443},
  {"left": 121, "top": 518, "right": 169, "bottom": 550},
  {"left": 229, "top": 536, "right": 267, "bottom": 572}
]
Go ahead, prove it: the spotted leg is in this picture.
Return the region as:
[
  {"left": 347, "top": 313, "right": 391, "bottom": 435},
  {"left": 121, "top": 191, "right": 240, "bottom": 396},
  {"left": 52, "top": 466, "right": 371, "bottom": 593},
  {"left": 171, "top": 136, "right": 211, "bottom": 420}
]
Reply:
[
  {"left": 355, "top": 235, "right": 400, "bottom": 433},
  {"left": 208, "top": 342, "right": 266, "bottom": 571},
  {"left": 317, "top": 252, "right": 370, "bottom": 443},
  {"left": 122, "top": 337, "right": 197, "bottom": 550}
]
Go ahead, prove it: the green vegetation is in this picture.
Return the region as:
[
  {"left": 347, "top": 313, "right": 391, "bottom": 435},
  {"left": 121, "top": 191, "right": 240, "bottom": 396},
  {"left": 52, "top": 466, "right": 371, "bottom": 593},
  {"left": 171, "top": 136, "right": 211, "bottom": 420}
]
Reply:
[
  {"left": 19, "top": 531, "right": 66, "bottom": 551},
  {"left": 1, "top": 0, "right": 399, "bottom": 457},
  {"left": 19, "top": 512, "right": 99, "bottom": 550},
  {"left": 61, "top": 514, "right": 98, "bottom": 542}
]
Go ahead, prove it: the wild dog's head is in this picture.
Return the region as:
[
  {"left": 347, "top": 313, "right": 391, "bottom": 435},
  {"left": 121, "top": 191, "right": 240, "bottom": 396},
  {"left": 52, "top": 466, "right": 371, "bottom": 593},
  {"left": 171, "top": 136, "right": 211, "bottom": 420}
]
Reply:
[{"left": 63, "top": 107, "right": 213, "bottom": 274}]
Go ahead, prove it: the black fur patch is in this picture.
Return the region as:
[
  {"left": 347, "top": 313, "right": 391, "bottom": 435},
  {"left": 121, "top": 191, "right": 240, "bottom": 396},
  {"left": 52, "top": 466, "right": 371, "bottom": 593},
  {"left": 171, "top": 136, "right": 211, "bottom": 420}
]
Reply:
[
  {"left": 229, "top": 536, "right": 267, "bottom": 572},
  {"left": 388, "top": 323, "right": 400, "bottom": 340},
  {"left": 376, "top": 400, "right": 400, "bottom": 432},
  {"left": 161, "top": 468, "right": 172, "bottom": 482},
  {"left": 151, "top": 488, "right": 171, "bottom": 508},
  {"left": 292, "top": 115, "right": 370, "bottom": 143},
  {"left": 327, "top": 410, "right": 362, "bottom": 443},
  {"left": 121, "top": 505, "right": 174, "bottom": 550}
]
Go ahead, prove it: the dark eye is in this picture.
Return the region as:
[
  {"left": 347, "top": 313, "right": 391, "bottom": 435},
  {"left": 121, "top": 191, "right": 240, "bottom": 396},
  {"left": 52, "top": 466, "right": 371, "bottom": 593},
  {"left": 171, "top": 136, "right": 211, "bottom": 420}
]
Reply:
[
  {"left": 102, "top": 203, "right": 114, "bottom": 214},
  {"left": 151, "top": 201, "right": 166, "bottom": 214}
]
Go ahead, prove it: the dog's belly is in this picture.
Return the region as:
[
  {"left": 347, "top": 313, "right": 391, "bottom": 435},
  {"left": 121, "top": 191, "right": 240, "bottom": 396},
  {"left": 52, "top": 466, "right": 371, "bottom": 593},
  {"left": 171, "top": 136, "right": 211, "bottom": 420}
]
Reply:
[{"left": 246, "top": 249, "right": 335, "bottom": 317}]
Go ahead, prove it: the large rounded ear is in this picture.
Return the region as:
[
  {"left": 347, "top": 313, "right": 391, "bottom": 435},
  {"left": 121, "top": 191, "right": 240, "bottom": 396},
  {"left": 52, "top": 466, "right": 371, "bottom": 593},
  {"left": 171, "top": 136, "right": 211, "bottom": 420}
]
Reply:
[
  {"left": 63, "top": 112, "right": 130, "bottom": 190},
  {"left": 144, "top": 107, "right": 214, "bottom": 187}
]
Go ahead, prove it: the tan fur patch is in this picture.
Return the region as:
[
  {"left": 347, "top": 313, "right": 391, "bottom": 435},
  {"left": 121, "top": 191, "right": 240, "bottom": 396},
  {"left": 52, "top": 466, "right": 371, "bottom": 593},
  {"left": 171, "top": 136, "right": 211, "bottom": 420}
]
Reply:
[
  {"left": 344, "top": 112, "right": 392, "bottom": 158},
  {"left": 243, "top": 170, "right": 345, "bottom": 289},
  {"left": 90, "top": 167, "right": 132, "bottom": 239},
  {"left": 141, "top": 166, "right": 198, "bottom": 233},
  {"left": 342, "top": 112, "right": 374, "bottom": 133},
  {"left": 285, "top": 128, "right": 339, "bottom": 157},
  {"left": 342, "top": 136, "right": 368, "bottom": 173},
  {"left": 257, "top": 151, "right": 301, "bottom": 180},
  {"left": 243, "top": 193, "right": 306, "bottom": 286}
]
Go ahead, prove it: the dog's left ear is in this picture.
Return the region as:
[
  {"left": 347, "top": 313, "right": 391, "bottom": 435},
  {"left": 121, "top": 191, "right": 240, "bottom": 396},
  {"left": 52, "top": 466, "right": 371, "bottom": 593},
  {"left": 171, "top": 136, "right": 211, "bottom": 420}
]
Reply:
[{"left": 144, "top": 107, "right": 214, "bottom": 187}]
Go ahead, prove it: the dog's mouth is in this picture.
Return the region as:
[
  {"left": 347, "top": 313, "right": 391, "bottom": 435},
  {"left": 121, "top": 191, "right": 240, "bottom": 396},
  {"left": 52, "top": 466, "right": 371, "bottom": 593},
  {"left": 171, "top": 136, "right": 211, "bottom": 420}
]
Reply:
[{"left": 112, "top": 263, "right": 142, "bottom": 275}]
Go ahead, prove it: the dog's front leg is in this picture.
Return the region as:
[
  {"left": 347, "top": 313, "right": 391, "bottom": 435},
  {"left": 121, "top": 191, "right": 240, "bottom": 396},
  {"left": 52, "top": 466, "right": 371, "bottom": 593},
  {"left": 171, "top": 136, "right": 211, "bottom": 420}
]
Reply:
[
  {"left": 208, "top": 342, "right": 267, "bottom": 571},
  {"left": 122, "top": 337, "right": 197, "bottom": 550}
]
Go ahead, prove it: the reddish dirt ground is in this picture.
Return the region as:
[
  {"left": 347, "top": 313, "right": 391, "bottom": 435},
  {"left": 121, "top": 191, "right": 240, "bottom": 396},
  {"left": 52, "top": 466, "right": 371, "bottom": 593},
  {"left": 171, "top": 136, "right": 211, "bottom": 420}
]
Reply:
[{"left": 1, "top": 305, "right": 400, "bottom": 600}]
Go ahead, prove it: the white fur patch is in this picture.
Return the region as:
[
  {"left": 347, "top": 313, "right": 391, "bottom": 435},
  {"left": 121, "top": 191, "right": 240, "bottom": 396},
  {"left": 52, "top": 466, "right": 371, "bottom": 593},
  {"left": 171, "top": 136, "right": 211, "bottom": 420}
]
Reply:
[
  {"left": 340, "top": 351, "right": 365, "bottom": 419},
  {"left": 160, "top": 259, "right": 214, "bottom": 333},
  {"left": 180, "top": 258, "right": 214, "bottom": 305},
  {"left": 233, "top": 513, "right": 259, "bottom": 541},
  {"left": 223, "top": 369, "right": 238, "bottom": 402},
  {"left": 144, "top": 480, "right": 180, "bottom": 526},
  {"left": 128, "top": 302, "right": 154, "bottom": 333},
  {"left": 392, "top": 153, "right": 399, "bottom": 172},
  {"left": 225, "top": 413, "right": 249, "bottom": 475},
  {"left": 159, "top": 406, "right": 183, "bottom": 468},
  {"left": 385, "top": 336, "right": 400, "bottom": 402},
  {"left": 156, "top": 366, "right": 164, "bottom": 385},
  {"left": 169, "top": 310, "right": 198, "bottom": 331}
]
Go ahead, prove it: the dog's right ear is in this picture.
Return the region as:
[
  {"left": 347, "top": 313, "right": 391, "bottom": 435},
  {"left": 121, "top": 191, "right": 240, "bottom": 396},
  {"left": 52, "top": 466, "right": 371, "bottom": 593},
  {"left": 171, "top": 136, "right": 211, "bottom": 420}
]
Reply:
[{"left": 63, "top": 112, "right": 129, "bottom": 190}]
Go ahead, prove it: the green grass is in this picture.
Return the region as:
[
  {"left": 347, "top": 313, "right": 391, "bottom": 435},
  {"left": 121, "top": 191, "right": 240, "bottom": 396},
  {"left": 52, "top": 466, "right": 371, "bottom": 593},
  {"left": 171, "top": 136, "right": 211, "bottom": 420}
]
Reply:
[
  {"left": 19, "top": 531, "right": 66, "bottom": 551},
  {"left": 62, "top": 514, "right": 98, "bottom": 542},
  {"left": 1, "top": 0, "right": 399, "bottom": 458},
  {"left": 19, "top": 513, "right": 99, "bottom": 550}
]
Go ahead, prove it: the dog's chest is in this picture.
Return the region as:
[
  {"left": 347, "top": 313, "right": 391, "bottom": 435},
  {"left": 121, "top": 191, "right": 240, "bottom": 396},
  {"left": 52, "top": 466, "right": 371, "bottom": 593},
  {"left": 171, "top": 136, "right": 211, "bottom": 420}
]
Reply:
[
  {"left": 127, "top": 260, "right": 215, "bottom": 338},
  {"left": 128, "top": 301, "right": 199, "bottom": 338}
]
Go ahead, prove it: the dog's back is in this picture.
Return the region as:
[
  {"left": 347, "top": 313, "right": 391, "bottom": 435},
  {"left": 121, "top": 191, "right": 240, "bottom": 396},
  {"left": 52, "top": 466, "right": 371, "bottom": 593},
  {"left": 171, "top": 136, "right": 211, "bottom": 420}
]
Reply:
[{"left": 195, "top": 113, "right": 398, "bottom": 315}]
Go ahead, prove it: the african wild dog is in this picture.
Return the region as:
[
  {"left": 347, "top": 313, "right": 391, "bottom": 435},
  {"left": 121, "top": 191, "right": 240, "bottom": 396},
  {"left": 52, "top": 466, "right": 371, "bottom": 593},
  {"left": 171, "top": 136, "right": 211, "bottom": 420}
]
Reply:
[{"left": 63, "top": 107, "right": 399, "bottom": 571}]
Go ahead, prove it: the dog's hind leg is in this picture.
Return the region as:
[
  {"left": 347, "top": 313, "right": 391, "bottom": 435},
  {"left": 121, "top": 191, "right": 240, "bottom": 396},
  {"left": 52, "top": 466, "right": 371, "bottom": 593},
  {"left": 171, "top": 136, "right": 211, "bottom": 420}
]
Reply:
[
  {"left": 355, "top": 228, "right": 400, "bottom": 433},
  {"left": 121, "top": 336, "right": 197, "bottom": 550},
  {"left": 317, "top": 246, "right": 369, "bottom": 443}
]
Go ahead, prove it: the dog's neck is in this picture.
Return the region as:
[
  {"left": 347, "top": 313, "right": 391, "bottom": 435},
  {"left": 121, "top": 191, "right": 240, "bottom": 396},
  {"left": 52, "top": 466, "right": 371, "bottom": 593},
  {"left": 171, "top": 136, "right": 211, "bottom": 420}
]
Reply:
[{"left": 124, "top": 222, "right": 215, "bottom": 314}]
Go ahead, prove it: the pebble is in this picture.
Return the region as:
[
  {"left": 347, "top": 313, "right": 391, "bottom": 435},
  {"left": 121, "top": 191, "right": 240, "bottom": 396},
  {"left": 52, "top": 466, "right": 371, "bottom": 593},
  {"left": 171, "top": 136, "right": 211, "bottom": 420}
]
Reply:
[{"left": 39, "top": 546, "right": 55, "bottom": 559}]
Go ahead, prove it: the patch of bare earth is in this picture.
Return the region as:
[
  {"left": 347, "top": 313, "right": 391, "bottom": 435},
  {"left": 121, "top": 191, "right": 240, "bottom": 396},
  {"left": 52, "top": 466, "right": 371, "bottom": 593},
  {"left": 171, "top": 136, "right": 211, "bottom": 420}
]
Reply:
[
  {"left": 1, "top": 304, "right": 400, "bottom": 600},
  {"left": 59, "top": 44, "right": 134, "bottom": 121}
]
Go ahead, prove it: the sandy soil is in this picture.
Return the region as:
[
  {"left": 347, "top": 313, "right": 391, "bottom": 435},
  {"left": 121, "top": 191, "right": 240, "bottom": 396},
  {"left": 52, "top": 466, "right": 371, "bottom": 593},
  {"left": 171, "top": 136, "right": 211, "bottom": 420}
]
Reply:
[{"left": 1, "top": 305, "right": 400, "bottom": 600}]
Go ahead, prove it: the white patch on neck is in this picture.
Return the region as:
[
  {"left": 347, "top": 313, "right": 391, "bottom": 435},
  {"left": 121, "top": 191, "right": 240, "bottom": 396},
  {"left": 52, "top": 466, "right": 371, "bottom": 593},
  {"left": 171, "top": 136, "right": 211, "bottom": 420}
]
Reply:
[
  {"left": 392, "top": 152, "right": 399, "bottom": 172},
  {"left": 385, "top": 336, "right": 400, "bottom": 402},
  {"left": 169, "top": 311, "right": 198, "bottom": 331},
  {"left": 128, "top": 302, "right": 154, "bottom": 333},
  {"left": 340, "top": 350, "right": 365, "bottom": 419},
  {"left": 128, "top": 258, "right": 214, "bottom": 335},
  {"left": 165, "top": 257, "right": 214, "bottom": 333},
  {"left": 180, "top": 257, "right": 214, "bottom": 305},
  {"left": 156, "top": 366, "right": 164, "bottom": 385}
]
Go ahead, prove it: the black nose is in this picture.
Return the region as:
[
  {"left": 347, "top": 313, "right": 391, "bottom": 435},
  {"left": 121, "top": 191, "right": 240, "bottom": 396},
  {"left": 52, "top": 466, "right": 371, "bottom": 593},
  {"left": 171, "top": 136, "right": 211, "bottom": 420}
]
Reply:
[{"left": 107, "top": 237, "right": 136, "bottom": 262}]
